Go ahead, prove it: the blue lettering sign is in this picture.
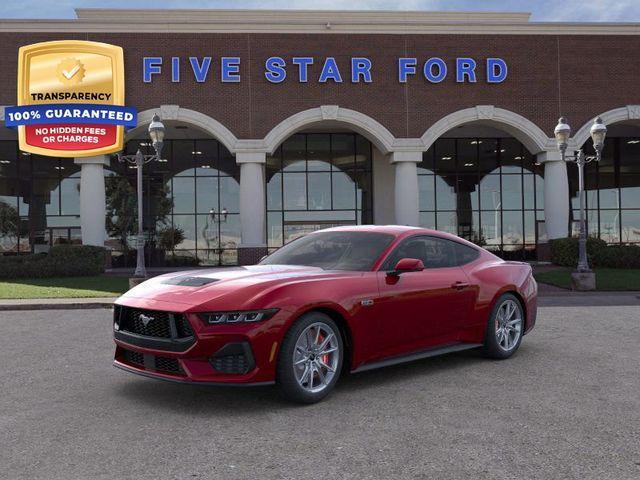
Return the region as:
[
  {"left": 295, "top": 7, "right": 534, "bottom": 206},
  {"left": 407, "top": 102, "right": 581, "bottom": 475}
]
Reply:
[
  {"left": 265, "top": 57, "right": 287, "bottom": 83},
  {"left": 292, "top": 57, "right": 314, "bottom": 82},
  {"left": 398, "top": 58, "right": 417, "bottom": 83},
  {"left": 141, "top": 55, "right": 508, "bottom": 85},
  {"left": 319, "top": 57, "right": 342, "bottom": 83},
  {"left": 189, "top": 57, "right": 211, "bottom": 83},
  {"left": 456, "top": 58, "right": 477, "bottom": 83},
  {"left": 171, "top": 57, "right": 180, "bottom": 83},
  {"left": 351, "top": 57, "right": 372, "bottom": 83},
  {"left": 143, "top": 57, "right": 162, "bottom": 83},
  {"left": 424, "top": 58, "right": 447, "bottom": 83},
  {"left": 487, "top": 58, "right": 508, "bottom": 83},
  {"left": 221, "top": 57, "right": 241, "bottom": 83}
]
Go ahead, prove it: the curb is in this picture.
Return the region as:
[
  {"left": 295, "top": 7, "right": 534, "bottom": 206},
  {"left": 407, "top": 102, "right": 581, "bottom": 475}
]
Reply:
[
  {"left": 0, "top": 299, "right": 115, "bottom": 311},
  {"left": 1, "top": 292, "right": 639, "bottom": 312}
]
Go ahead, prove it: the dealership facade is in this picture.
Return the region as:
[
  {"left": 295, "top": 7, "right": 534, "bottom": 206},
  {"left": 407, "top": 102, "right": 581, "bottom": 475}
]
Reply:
[{"left": 0, "top": 9, "right": 639, "bottom": 266}]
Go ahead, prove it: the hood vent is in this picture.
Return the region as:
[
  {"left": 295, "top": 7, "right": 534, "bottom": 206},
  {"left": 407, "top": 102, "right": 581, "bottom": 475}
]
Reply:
[{"left": 161, "top": 276, "right": 219, "bottom": 287}]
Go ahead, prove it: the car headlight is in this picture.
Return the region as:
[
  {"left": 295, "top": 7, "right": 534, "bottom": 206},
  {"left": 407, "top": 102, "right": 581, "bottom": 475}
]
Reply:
[{"left": 200, "top": 309, "right": 279, "bottom": 325}]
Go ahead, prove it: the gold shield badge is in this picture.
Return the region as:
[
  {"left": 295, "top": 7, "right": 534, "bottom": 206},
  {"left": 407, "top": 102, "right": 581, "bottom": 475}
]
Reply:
[{"left": 15, "top": 40, "right": 126, "bottom": 157}]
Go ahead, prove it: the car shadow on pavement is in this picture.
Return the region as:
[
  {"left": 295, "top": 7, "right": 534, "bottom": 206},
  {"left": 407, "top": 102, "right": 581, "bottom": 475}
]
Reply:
[
  {"left": 113, "top": 348, "right": 499, "bottom": 412},
  {"left": 338, "top": 348, "right": 487, "bottom": 392},
  {"left": 114, "top": 379, "right": 285, "bottom": 412}
]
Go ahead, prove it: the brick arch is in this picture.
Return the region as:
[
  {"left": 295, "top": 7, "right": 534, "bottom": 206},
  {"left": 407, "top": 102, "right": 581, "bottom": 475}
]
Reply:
[
  {"left": 263, "top": 105, "right": 397, "bottom": 155},
  {"left": 572, "top": 105, "right": 640, "bottom": 148},
  {"left": 420, "top": 106, "right": 553, "bottom": 154},
  {"left": 127, "top": 105, "right": 239, "bottom": 154}
]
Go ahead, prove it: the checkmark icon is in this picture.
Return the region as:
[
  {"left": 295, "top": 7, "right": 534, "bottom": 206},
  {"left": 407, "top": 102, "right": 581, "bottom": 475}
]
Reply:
[{"left": 62, "top": 64, "right": 80, "bottom": 79}]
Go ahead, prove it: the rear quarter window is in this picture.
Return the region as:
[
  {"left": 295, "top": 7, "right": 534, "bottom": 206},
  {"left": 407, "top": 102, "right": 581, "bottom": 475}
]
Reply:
[{"left": 453, "top": 242, "right": 480, "bottom": 266}]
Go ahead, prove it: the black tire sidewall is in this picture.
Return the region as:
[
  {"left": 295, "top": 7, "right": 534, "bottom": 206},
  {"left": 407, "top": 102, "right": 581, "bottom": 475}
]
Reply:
[
  {"left": 483, "top": 293, "right": 524, "bottom": 359},
  {"left": 276, "top": 312, "right": 344, "bottom": 404}
]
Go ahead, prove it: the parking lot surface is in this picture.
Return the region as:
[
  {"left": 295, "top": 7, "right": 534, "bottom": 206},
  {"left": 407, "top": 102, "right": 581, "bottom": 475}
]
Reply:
[{"left": 1, "top": 305, "right": 639, "bottom": 480}]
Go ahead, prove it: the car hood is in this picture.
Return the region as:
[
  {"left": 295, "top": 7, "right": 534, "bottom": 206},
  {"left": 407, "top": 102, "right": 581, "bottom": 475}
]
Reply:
[{"left": 117, "top": 264, "right": 362, "bottom": 310}]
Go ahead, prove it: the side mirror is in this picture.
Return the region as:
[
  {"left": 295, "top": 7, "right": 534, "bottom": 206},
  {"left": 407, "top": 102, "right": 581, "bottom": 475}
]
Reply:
[{"left": 389, "top": 258, "right": 424, "bottom": 276}]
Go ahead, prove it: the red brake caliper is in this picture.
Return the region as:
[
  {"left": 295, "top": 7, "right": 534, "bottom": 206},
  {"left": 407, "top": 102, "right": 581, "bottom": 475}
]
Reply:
[{"left": 318, "top": 332, "right": 329, "bottom": 364}]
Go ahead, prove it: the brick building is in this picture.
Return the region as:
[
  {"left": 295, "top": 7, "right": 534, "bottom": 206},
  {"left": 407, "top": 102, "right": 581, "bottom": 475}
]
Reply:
[{"left": 0, "top": 9, "right": 639, "bottom": 265}]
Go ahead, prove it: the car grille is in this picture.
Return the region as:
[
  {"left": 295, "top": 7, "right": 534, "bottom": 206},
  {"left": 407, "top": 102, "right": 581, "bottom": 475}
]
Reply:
[
  {"left": 209, "top": 342, "right": 255, "bottom": 375},
  {"left": 124, "top": 349, "right": 144, "bottom": 366},
  {"left": 154, "top": 356, "right": 182, "bottom": 374},
  {"left": 114, "top": 306, "right": 193, "bottom": 340},
  {"left": 121, "top": 348, "right": 184, "bottom": 375},
  {"left": 211, "top": 354, "right": 250, "bottom": 375}
]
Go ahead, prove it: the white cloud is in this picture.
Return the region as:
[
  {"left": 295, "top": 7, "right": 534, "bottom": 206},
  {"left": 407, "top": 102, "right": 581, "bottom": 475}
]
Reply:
[{"left": 545, "top": 0, "right": 640, "bottom": 21}]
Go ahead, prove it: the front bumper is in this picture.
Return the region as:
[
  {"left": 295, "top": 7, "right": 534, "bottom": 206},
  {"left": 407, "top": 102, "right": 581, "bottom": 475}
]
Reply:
[
  {"left": 113, "top": 302, "right": 288, "bottom": 385},
  {"left": 113, "top": 361, "right": 274, "bottom": 387}
]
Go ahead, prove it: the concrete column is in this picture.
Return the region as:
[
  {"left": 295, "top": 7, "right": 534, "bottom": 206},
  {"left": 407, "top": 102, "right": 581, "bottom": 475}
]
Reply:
[
  {"left": 74, "top": 155, "right": 109, "bottom": 246},
  {"left": 391, "top": 151, "right": 421, "bottom": 226},
  {"left": 538, "top": 151, "right": 569, "bottom": 239},
  {"left": 372, "top": 146, "right": 395, "bottom": 224},
  {"left": 237, "top": 151, "right": 267, "bottom": 264}
]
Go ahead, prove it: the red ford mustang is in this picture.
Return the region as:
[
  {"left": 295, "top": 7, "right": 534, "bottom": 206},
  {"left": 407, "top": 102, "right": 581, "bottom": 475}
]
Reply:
[{"left": 113, "top": 226, "right": 537, "bottom": 403}]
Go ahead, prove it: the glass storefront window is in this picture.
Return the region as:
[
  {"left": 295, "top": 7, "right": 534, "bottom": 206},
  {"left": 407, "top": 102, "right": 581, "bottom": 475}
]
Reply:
[
  {"left": 419, "top": 137, "right": 543, "bottom": 259},
  {"left": 107, "top": 138, "right": 240, "bottom": 267},
  {"left": 435, "top": 176, "right": 456, "bottom": 210},
  {"left": 569, "top": 137, "right": 640, "bottom": 245},
  {"left": 0, "top": 148, "right": 86, "bottom": 253},
  {"left": 620, "top": 174, "right": 640, "bottom": 209},
  {"left": 266, "top": 133, "right": 373, "bottom": 248},
  {"left": 195, "top": 177, "right": 219, "bottom": 214},
  {"left": 621, "top": 210, "right": 640, "bottom": 243},
  {"left": 502, "top": 175, "right": 523, "bottom": 210}
]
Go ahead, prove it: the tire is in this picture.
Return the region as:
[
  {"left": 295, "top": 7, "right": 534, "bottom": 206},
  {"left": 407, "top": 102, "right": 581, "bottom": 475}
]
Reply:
[
  {"left": 276, "top": 312, "right": 344, "bottom": 404},
  {"left": 482, "top": 293, "right": 525, "bottom": 359}
]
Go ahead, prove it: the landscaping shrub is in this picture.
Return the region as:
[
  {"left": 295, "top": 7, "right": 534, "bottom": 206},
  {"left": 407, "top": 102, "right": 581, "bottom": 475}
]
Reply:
[
  {"left": 0, "top": 245, "right": 107, "bottom": 279},
  {"left": 164, "top": 254, "right": 200, "bottom": 267},
  {"left": 593, "top": 244, "right": 640, "bottom": 269},
  {"left": 550, "top": 237, "right": 640, "bottom": 268}
]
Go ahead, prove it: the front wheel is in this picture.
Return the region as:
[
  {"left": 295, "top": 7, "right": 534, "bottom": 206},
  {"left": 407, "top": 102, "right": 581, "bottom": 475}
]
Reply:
[
  {"left": 276, "top": 312, "right": 343, "bottom": 404},
  {"left": 482, "top": 293, "right": 524, "bottom": 359}
]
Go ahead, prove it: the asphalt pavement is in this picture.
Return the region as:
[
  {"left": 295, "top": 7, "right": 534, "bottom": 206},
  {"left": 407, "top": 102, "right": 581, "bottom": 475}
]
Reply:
[{"left": 1, "top": 305, "right": 639, "bottom": 480}]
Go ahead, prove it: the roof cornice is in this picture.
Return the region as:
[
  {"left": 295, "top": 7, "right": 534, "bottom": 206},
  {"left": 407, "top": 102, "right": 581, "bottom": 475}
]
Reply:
[
  {"left": 73, "top": 9, "right": 533, "bottom": 24},
  {"left": 0, "top": 9, "right": 638, "bottom": 35}
]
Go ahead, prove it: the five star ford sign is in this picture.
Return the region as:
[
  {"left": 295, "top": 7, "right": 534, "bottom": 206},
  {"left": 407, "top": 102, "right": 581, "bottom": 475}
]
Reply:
[{"left": 4, "top": 40, "right": 137, "bottom": 158}]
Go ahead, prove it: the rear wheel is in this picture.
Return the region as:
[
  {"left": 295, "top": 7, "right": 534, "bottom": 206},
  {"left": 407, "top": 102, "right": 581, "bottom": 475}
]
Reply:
[
  {"left": 276, "top": 312, "right": 343, "bottom": 404},
  {"left": 482, "top": 293, "right": 524, "bottom": 359}
]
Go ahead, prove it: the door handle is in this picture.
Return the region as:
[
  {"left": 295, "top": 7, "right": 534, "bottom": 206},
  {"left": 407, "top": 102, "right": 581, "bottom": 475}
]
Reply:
[{"left": 452, "top": 281, "right": 470, "bottom": 290}]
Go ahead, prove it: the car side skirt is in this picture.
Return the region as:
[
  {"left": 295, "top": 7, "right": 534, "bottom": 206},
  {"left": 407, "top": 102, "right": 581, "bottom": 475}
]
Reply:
[{"left": 351, "top": 342, "right": 483, "bottom": 374}]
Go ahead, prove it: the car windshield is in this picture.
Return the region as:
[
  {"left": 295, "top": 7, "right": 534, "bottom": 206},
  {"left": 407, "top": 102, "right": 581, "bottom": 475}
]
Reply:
[{"left": 260, "top": 231, "right": 395, "bottom": 271}]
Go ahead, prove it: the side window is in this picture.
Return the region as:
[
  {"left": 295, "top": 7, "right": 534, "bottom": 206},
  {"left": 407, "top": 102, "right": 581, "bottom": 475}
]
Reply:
[
  {"left": 422, "top": 237, "right": 457, "bottom": 268},
  {"left": 382, "top": 236, "right": 457, "bottom": 270},
  {"left": 453, "top": 242, "right": 480, "bottom": 266}
]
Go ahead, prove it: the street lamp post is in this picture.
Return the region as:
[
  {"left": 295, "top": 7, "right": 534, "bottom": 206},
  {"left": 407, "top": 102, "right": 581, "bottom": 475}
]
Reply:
[
  {"left": 553, "top": 116, "right": 607, "bottom": 286},
  {"left": 117, "top": 114, "right": 166, "bottom": 278}
]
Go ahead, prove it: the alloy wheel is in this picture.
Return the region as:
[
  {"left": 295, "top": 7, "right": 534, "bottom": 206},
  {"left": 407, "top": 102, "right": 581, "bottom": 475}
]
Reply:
[
  {"left": 495, "top": 299, "right": 523, "bottom": 351},
  {"left": 292, "top": 322, "right": 340, "bottom": 394}
]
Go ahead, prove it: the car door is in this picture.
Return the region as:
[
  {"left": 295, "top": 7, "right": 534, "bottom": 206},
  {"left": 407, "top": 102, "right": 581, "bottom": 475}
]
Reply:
[{"left": 371, "top": 235, "right": 476, "bottom": 361}]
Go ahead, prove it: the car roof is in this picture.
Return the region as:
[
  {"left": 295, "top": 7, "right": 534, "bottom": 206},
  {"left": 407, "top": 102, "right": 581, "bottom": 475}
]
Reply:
[
  {"left": 313, "top": 225, "right": 485, "bottom": 249},
  {"left": 315, "top": 225, "right": 441, "bottom": 237}
]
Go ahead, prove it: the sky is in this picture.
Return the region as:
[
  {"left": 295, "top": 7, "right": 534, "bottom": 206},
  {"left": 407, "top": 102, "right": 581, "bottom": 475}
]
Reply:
[{"left": 1, "top": 0, "right": 639, "bottom": 22}]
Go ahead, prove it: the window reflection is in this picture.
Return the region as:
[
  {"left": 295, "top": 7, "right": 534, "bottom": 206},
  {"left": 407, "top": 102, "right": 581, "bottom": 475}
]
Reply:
[
  {"left": 569, "top": 137, "right": 640, "bottom": 245},
  {"left": 266, "top": 133, "right": 373, "bottom": 247},
  {"left": 0, "top": 148, "right": 84, "bottom": 253},
  {"left": 111, "top": 138, "right": 240, "bottom": 267},
  {"left": 419, "top": 137, "right": 543, "bottom": 259}
]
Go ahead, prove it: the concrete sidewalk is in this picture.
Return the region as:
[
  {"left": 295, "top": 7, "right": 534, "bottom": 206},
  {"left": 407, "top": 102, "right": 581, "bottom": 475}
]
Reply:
[
  {"left": 1, "top": 290, "right": 639, "bottom": 311},
  {"left": 0, "top": 297, "right": 115, "bottom": 311}
]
